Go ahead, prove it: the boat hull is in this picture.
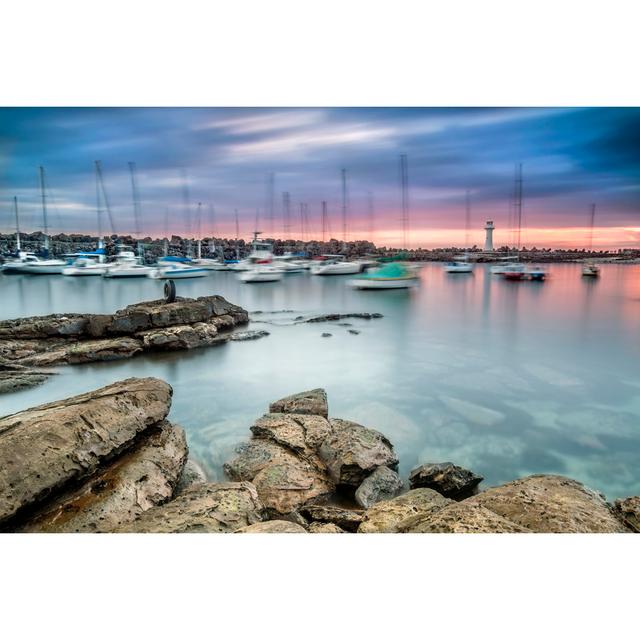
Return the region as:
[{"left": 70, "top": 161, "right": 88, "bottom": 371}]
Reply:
[
  {"left": 148, "top": 268, "right": 209, "bottom": 279},
  {"left": 63, "top": 266, "right": 108, "bottom": 276},
  {"left": 311, "top": 262, "right": 362, "bottom": 275},
  {"left": 239, "top": 269, "right": 284, "bottom": 283},
  {"left": 11, "top": 263, "right": 66, "bottom": 275},
  {"left": 348, "top": 277, "right": 419, "bottom": 289}
]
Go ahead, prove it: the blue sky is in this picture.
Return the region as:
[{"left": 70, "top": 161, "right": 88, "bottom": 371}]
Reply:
[{"left": 0, "top": 107, "right": 638, "bottom": 248}]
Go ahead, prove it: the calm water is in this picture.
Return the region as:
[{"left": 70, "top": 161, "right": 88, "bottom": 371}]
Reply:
[{"left": 1, "top": 263, "right": 639, "bottom": 499}]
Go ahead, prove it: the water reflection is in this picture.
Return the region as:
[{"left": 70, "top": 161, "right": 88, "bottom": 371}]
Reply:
[{"left": 1, "top": 263, "right": 639, "bottom": 498}]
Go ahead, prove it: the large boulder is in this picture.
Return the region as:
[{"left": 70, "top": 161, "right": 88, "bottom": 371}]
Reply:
[
  {"left": 408, "top": 462, "right": 483, "bottom": 499},
  {"left": 465, "top": 475, "right": 627, "bottom": 533},
  {"left": 355, "top": 466, "right": 403, "bottom": 509},
  {"left": 318, "top": 419, "right": 398, "bottom": 486},
  {"left": 235, "top": 520, "right": 307, "bottom": 533},
  {"left": 223, "top": 439, "right": 304, "bottom": 481},
  {"left": 0, "top": 377, "right": 172, "bottom": 526},
  {"left": 613, "top": 496, "right": 640, "bottom": 532},
  {"left": 398, "top": 502, "right": 530, "bottom": 533},
  {"left": 269, "top": 388, "right": 328, "bottom": 418},
  {"left": 358, "top": 488, "right": 451, "bottom": 533},
  {"left": 17, "top": 421, "right": 188, "bottom": 533},
  {"left": 299, "top": 504, "right": 363, "bottom": 532},
  {"left": 116, "top": 482, "right": 265, "bottom": 533},
  {"left": 138, "top": 323, "right": 222, "bottom": 351},
  {"left": 0, "top": 314, "right": 88, "bottom": 339}
]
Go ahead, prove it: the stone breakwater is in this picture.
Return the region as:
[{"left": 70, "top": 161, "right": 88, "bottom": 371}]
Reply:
[
  {"left": 0, "top": 296, "right": 259, "bottom": 393},
  {"left": 0, "top": 379, "right": 637, "bottom": 533}
]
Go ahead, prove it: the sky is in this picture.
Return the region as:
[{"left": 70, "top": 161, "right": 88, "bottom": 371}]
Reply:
[{"left": 0, "top": 107, "right": 638, "bottom": 249}]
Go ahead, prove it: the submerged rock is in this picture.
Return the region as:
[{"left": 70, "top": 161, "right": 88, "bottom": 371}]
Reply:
[
  {"left": 235, "top": 520, "right": 307, "bottom": 533},
  {"left": 0, "top": 363, "right": 54, "bottom": 394},
  {"left": 398, "top": 502, "right": 530, "bottom": 533},
  {"left": 116, "top": 482, "right": 265, "bottom": 533},
  {"left": 613, "top": 496, "right": 640, "bottom": 532},
  {"left": 228, "top": 330, "right": 270, "bottom": 341},
  {"left": 21, "top": 337, "right": 143, "bottom": 366},
  {"left": 465, "top": 475, "right": 627, "bottom": 533},
  {"left": 408, "top": 462, "right": 483, "bottom": 499},
  {"left": 299, "top": 504, "right": 363, "bottom": 532},
  {"left": 355, "top": 466, "right": 403, "bottom": 509},
  {"left": 17, "top": 421, "right": 188, "bottom": 533},
  {"left": 358, "top": 488, "right": 451, "bottom": 533},
  {"left": 303, "top": 313, "right": 383, "bottom": 323},
  {"left": 0, "top": 377, "right": 172, "bottom": 525},
  {"left": 269, "top": 388, "right": 329, "bottom": 418},
  {"left": 319, "top": 418, "right": 398, "bottom": 486},
  {"left": 321, "top": 333, "right": 332, "bottom": 338}
]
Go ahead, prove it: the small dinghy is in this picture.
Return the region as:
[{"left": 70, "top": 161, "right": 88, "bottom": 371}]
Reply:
[{"left": 347, "top": 262, "right": 419, "bottom": 289}]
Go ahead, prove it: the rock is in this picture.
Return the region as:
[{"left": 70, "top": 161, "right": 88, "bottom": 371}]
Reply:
[
  {"left": 0, "top": 363, "right": 54, "bottom": 393},
  {"left": 397, "top": 502, "right": 530, "bottom": 533},
  {"left": 174, "top": 458, "right": 208, "bottom": 496},
  {"left": 252, "top": 461, "right": 334, "bottom": 516},
  {"left": 321, "top": 333, "right": 332, "bottom": 338},
  {"left": 269, "top": 388, "right": 329, "bottom": 418},
  {"left": 348, "top": 329, "right": 360, "bottom": 335},
  {"left": 228, "top": 330, "right": 270, "bottom": 341},
  {"left": 0, "top": 376, "right": 172, "bottom": 525},
  {"left": 116, "top": 482, "right": 265, "bottom": 532},
  {"left": 358, "top": 488, "right": 451, "bottom": 533},
  {"left": 465, "top": 475, "right": 627, "bottom": 533},
  {"left": 21, "top": 337, "right": 143, "bottom": 366},
  {"left": 309, "top": 522, "right": 346, "bottom": 533},
  {"left": 303, "top": 313, "right": 383, "bottom": 323},
  {"left": 408, "top": 462, "right": 483, "bottom": 499},
  {"left": 250, "top": 413, "right": 332, "bottom": 457},
  {"left": 16, "top": 421, "right": 188, "bottom": 533},
  {"left": 355, "top": 466, "right": 403, "bottom": 508},
  {"left": 612, "top": 496, "right": 640, "bottom": 532},
  {"left": 319, "top": 418, "right": 398, "bottom": 486},
  {"left": 223, "top": 439, "right": 303, "bottom": 481},
  {"left": 235, "top": 520, "right": 307, "bottom": 533},
  {"left": 138, "top": 323, "right": 221, "bottom": 350},
  {"left": 299, "top": 504, "right": 363, "bottom": 532},
  {"left": 0, "top": 314, "right": 88, "bottom": 339}
]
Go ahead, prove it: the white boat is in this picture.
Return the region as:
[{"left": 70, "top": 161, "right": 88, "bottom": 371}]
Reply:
[
  {"left": 2, "top": 252, "right": 42, "bottom": 274},
  {"left": 501, "top": 263, "right": 526, "bottom": 280},
  {"left": 239, "top": 265, "right": 284, "bottom": 283},
  {"left": 191, "top": 258, "right": 231, "bottom": 271},
  {"left": 273, "top": 253, "right": 307, "bottom": 273},
  {"left": 311, "top": 255, "right": 362, "bottom": 275},
  {"left": 348, "top": 262, "right": 419, "bottom": 289},
  {"left": 231, "top": 231, "right": 276, "bottom": 272},
  {"left": 3, "top": 252, "right": 67, "bottom": 275},
  {"left": 444, "top": 255, "right": 473, "bottom": 273},
  {"left": 582, "top": 262, "right": 600, "bottom": 278},
  {"left": 103, "top": 250, "right": 153, "bottom": 278},
  {"left": 63, "top": 257, "right": 109, "bottom": 276},
  {"left": 148, "top": 263, "right": 209, "bottom": 279}
]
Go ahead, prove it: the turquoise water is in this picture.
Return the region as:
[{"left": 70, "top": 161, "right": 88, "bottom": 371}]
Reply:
[{"left": 1, "top": 263, "right": 639, "bottom": 499}]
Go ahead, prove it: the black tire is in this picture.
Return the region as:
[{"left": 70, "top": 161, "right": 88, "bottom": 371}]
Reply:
[{"left": 164, "top": 279, "right": 176, "bottom": 303}]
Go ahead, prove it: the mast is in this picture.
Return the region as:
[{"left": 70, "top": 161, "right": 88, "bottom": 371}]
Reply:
[
  {"left": 465, "top": 189, "right": 471, "bottom": 250},
  {"left": 588, "top": 203, "right": 596, "bottom": 253},
  {"left": 39, "top": 166, "right": 49, "bottom": 251},
  {"left": 400, "top": 154, "right": 409, "bottom": 250},
  {"left": 367, "top": 191, "right": 375, "bottom": 241},
  {"left": 95, "top": 161, "right": 117, "bottom": 236},
  {"left": 299, "top": 202, "right": 305, "bottom": 242},
  {"left": 321, "top": 201, "right": 328, "bottom": 243},
  {"left": 282, "top": 192, "right": 291, "bottom": 240},
  {"left": 181, "top": 168, "right": 192, "bottom": 257},
  {"left": 208, "top": 203, "right": 217, "bottom": 255},
  {"left": 514, "top": 163, "right": 523, "bottom": 253},
  {"left": 163, "top": 207, "right": 169, "bottom": 256},
  {"left": 13, "top": 196, "right": 21, "bottom": 251},
  {"left": 341, "top": 168, "right": 348, "bottom": 244},
  {"left": 235, "top": 209, "right": 240, "bottom": 259},
  {"left": 266, "top": 173, "right": 275, "bottom": 236},
  {"left": 196, "top": 202, "right": 202, "bottom": 259},
  {"left": 128, "top": 162, "right": 142, "bottom": 238}
]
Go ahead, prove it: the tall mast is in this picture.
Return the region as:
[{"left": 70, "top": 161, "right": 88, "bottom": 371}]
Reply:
[
  {"left": 163, "top": 207, "right": 169, "bottom": 257},
  {"left": 95, "top": 162, "right": 102, "bottom": 240},
  {"left": 514, "top": 163, "right": 523, "bottom": 252},
  {"left": 181, "top": 168, "right": 192, "bottom": 257},
  {"left": 95, "top": 161, "right": 116, "bottom": 236},
  {"left": 13, "top": 196, "right": 21, "bottom": 251},
  {"left": 235, "top": 209, "right": 240, "bottom": 259},
  {"left": 208, "top": 203, "right": 217, "bottom": 254},
  {"left": 400, "top": 154, "right": 409, "bottom": 250},
  {"left": 588, "top": 203, "right": 596, "bottom": 253},
  {"left": 299, "top": 202, "right": 305, "bottom": 242},
  {"left": 321, "top": 201, "right": 328, "bottom": 243},
  {"left": 367, "top": 191, "right": 375, "bottom": 241},
  {"left": 282, "top": 192, "right": 291, "bottom": 240},
  {"left": 266, "top": 172, "right": 275, "bottom": 236},
  {"left": 128, "top": 161, "right": 142, "bottom": 238},
  {"left": 39, "top": 166, "right": 49, "bottom": 250},
  {"left": 341, "top": 168, "right": 348, "bottom": 244},
  {"left": 465, "top": 189, "right": 471, "bottom": 249}
]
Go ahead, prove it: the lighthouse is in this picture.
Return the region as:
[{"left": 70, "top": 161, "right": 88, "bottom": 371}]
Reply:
[{"left": 484, "top": 220, "right": 495, "bottom": 252}]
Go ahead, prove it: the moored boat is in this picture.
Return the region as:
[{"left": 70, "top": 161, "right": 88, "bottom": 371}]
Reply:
[
  {"left": 311, "top": 255, "right": 362, "bottom": 275},
  {"left": 347, "top": 262, "right": 419, "bottom": 289},
  {"left": 148, "top": 263, "right": 209, "bottom": 279},
  {"left": 239, "top": 265, "right": 284, "bottom": 283},
  {"left": 582, "top": 262, "right": 600, "bottom": 278}
]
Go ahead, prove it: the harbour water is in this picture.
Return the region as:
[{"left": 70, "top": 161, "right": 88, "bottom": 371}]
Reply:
[{"left": 1, "top": 262, "right": 639, "bottom": 499}]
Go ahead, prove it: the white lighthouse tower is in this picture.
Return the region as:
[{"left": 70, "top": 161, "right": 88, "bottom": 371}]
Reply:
[{"left": 484, "top": 220, "right": 495, "bottom": 252}]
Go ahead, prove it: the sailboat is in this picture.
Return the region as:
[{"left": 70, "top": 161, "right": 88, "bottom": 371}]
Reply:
[
  {"left": 238, "top": 231, "right": 283, "bottom": 282},
  {"left": 502, "top": 163, "right": 532, "bottom": 281},
  {"left": 445, "top": 191, "right": 474, "bottom": 274},
  {"left": 582, "top": 204, "right": 600, "bottom": 278}
]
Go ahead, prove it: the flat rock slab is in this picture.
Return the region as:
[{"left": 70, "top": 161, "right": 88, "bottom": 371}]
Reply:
[
  {"left": 465, "top": 475, "right": 627, "bottom": 533},
  {"left": 0, "top": 377, "right": 172, "bottom": 525},
  {"left": 319, "top": 418, "right": 399, "bottom": 486},
  {"left": 358, "top": 488, "right": 451, "bottom": 533},
  {"left": 398, "top": 502, "right": 530, "bottom": 533},
  {"left": 408, "top": 462, "right": 483, "bottom": 499},
  {"left": 116, "top": 482, "right": 265, "bottom": 533},
  {"left": 355, "top": 466, "right": 403, "bottom": 509},
  {"left": 250, "top": 413, "right": 333, "bottom": 457},
  {"left": 613, "top": 496, "right": 640, "bottom": 532},
  {"left": 0, "top": 363, "right": 55, "bottom": 394},
  {"left": 16, "top": 421, "right": 187, "bottom": 533},
  {"left": 300, "top": 504, "right": 363, "bottom": 532},
  {"left": 235, "top": 520, "right": 308, "bottom": 533},
  {"left": 269, "top": 388, "right": 329, "bottom": 418}
]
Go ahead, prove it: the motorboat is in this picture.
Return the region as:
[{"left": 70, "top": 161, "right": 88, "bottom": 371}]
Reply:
[
  {"left": 103, "top": 250, "right": 153, "bottom": 278},
  {"left": 2, "top": 252, "right": 66, "bottom": 275},
  {"left": 311, "top": 255, "right": 363, "bottom": 276},
  {"left": 582, "top": 262, "right": 600, "bottom": 278},
  {"left": 528, "top": 265, "right": 547, "bottom": 281},
  {"left": 239, "top": 265, "right": 284, "bottom": 283},
  {"left": 148, "top": 263, "right": 209, "bottom": 279},
  {"left": 63, "top": 257, "right": 109, "bottom": 276},
  {"left": 191, "top": 258, "right": 231, "bottom": 271},
  {"left": 444, "top": 255, "right": 473, "bottom": 274},
  {"left": 501, "top": 263, "right": 526, "bottom": 280},
  {"left": 273, "top": 253, "right": 308, "bottom": 273},
  {"left": 490, "top": 257, "right": 515, "bottom": 274},
  {"left": 231, "top": 232, "right": 276, "bottom": 272},
  {"left": 347, "top": 262, "right": 420, "bottom": 289}
]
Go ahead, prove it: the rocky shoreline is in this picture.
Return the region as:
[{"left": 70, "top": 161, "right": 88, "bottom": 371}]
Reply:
[
  {"left": 0, "top": 295, "right": 263, "bottom": 394},
  {"left": 1, "top": 380, "right": 636, "bottom": 533}
]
